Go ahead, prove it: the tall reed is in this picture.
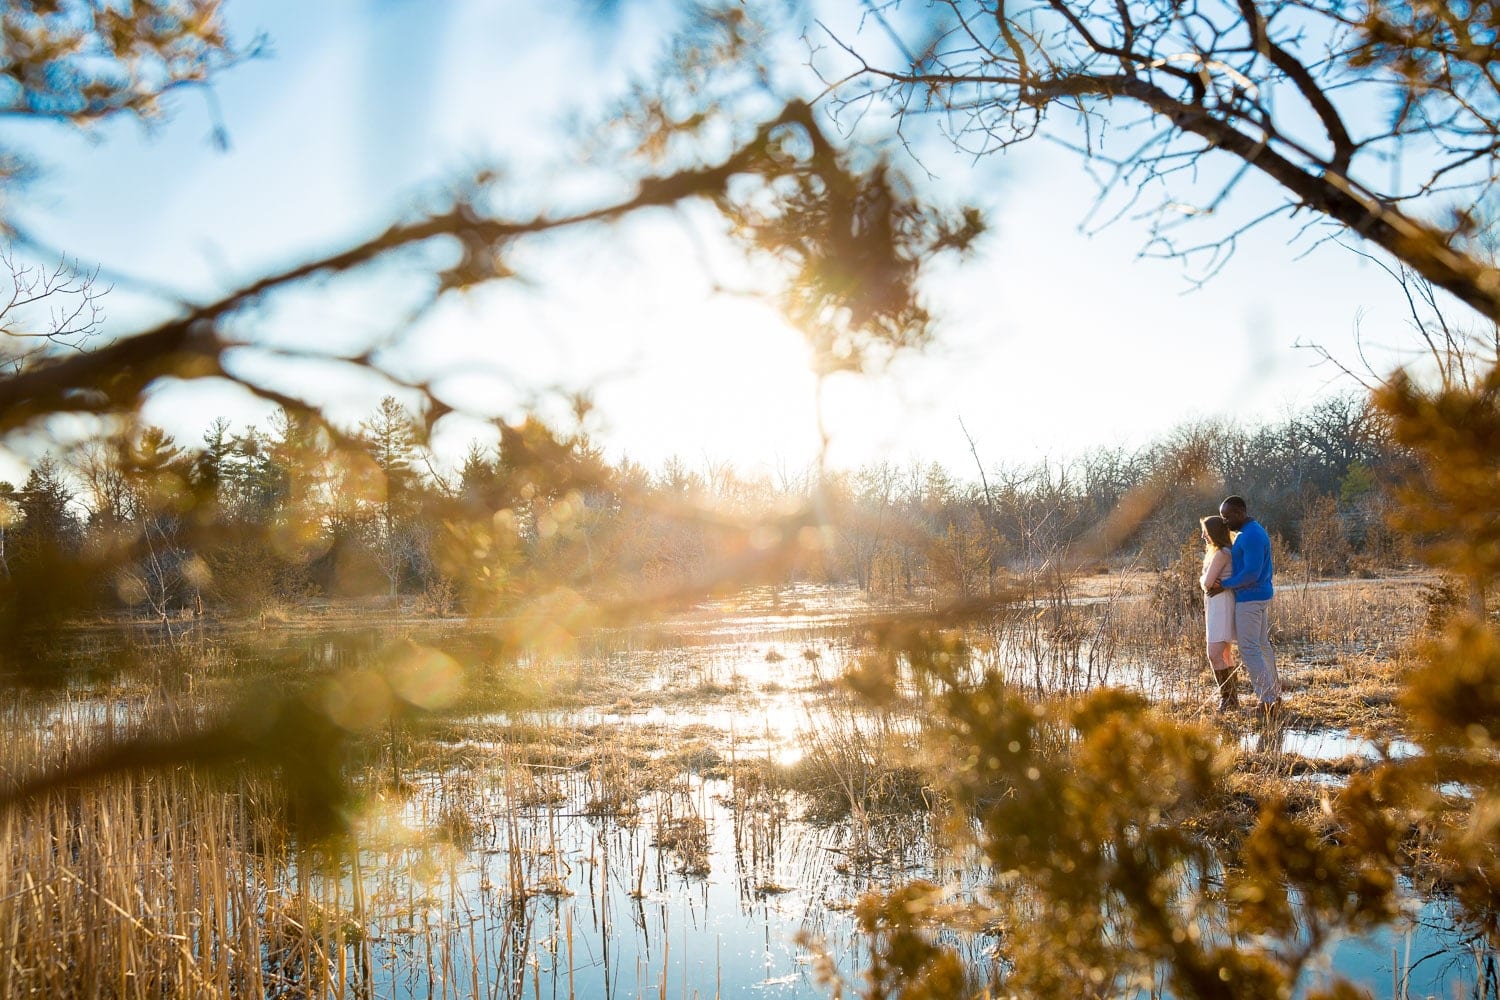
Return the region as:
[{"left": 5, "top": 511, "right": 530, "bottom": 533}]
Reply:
[{"left": 0, "top": 691, "right": 346, "bottom": 999}]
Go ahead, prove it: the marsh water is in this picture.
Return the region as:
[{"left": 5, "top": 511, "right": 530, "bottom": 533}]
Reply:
[
  {"left": 23, "top": 585, "right": 1495, "bottom": 998},
  {"left": 244, "top": 586, "right": 966, "bottom": 999}
]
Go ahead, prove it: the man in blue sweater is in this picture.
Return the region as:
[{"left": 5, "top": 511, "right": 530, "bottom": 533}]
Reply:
[{"left": 1207, "top": 495, "right": 1281, "bottom": 715}]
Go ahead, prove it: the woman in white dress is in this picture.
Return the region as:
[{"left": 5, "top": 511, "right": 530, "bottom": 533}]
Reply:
[{"left": 1199, "top": 515, "right": 1238, "bottom": 712}]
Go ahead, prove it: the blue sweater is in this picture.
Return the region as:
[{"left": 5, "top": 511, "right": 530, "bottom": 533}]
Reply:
[{"left": 1221, "top": 519, "right": 1274, "bottom": 602}]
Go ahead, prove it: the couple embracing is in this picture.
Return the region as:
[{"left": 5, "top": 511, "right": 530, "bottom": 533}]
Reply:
[{"left": 1199, "top": 495, "right": 1281, "bottom": 717}]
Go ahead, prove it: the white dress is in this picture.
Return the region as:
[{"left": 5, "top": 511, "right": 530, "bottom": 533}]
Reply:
[{"left": 1201, "top": 547, "right": 1235, "bottom": 644}]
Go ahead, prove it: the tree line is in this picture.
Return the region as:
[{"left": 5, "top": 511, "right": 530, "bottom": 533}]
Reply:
[{"left": 0, "top": 389, "right": 1403, "bottom": 625}]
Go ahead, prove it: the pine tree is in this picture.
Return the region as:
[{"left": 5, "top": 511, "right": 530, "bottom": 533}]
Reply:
[
  {"left": 15, "top": 456, "right": 80, "bottom": 556},
  {"left": 359, "top": 396, "right": 422, "bottom": 604}
]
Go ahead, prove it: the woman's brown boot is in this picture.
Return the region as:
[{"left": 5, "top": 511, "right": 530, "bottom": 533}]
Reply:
[{"left": 1213, "top": 668, "right": 1238, "bottom": 713}]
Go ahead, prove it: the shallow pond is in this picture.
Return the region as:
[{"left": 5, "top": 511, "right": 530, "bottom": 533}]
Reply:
[{"left": 13, "top": 583, "right": 1497, "bottom": 998}]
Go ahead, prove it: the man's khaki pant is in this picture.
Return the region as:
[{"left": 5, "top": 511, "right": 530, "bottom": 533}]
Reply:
[{"left": 1234, "top": 598, "right": 1279, "bottom": 704}]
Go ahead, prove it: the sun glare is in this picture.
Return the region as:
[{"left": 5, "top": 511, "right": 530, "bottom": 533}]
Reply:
[{"left": 414, "top": 229, "right": 832, "bottom": 476}]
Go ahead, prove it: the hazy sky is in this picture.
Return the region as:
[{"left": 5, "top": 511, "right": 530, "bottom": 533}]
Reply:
[{"left": 3, "top": 0, "right": 1460, "bottom": 482}]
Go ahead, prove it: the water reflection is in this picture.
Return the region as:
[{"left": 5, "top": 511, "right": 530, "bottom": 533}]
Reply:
[
  {"left": 341, "top": 770, "right": 918, "bottom": 998},
  {"left": 7, "top": 583, "right": 1493, "bottom": 998},
  {"left": 1245, "top": 727, "right": 1420, "bottom": 761}
]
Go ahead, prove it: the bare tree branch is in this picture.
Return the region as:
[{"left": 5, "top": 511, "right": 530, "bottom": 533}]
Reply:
[{"left": 817, "top": 0, "right": 1500, "bottom": 320}]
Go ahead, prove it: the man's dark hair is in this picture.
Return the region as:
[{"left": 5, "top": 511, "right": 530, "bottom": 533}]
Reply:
[{"left": 1221, "top": 495, "right": 1248, "bottom": 512}]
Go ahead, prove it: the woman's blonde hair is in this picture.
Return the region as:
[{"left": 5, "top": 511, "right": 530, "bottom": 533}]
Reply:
[{"left": 1200, "top": 514, "right": 1232, "bottom": 550}]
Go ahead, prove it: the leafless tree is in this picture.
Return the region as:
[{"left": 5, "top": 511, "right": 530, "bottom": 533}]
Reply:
[
  {"left": 1303, "top": 243, "right": 1500, "bottom": 391},
  {"left": 814, "top": 0, "right": 1500, "bottom": 318},
  {"left": 1, "top": 247, "right": 108, "bottom": 372}
]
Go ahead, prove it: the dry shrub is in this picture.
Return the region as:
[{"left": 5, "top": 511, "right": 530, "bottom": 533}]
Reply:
[
  {"left": 1271, "top": 579, "right": 1424, "bottom": 652},
  {"left": 653, "top": 788, "right": 711, "bottom": 876},
  {"left": 1300, "top": 494, "right": 1354, "bottom": 577},
  {"left": 783, "top": 703, "right": 933, "bottom": 826},
  {"left": 1418, "top": 576, "right": 1467, "bottom": 634},
  {"left": 418, "top": 575, "right": 458, "bottom": 618}
]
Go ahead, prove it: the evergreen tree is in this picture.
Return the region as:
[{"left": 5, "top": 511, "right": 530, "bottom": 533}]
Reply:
[
  {"left": 359, "top": 396, "right": 422, "bottom": 603},
  {"left": 1, "top": 455, "right": 86, "bottom": 637},
  {"left": 15, "top": 456, "right": 80, "bottom": 556}
]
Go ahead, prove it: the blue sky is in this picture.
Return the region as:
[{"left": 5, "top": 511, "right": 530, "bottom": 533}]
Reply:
[{"left": 1, "top": 0, "right": 1457, "bottom": 483}]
